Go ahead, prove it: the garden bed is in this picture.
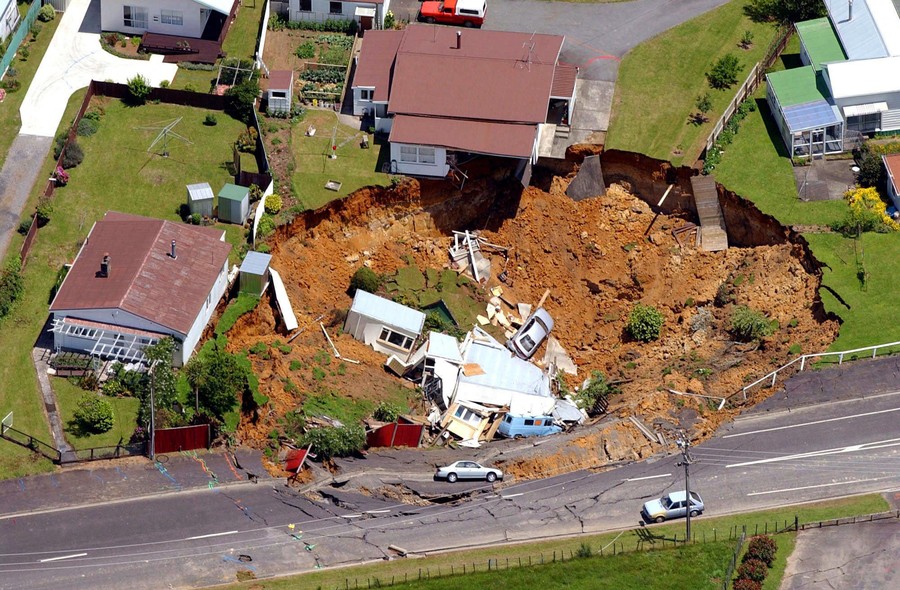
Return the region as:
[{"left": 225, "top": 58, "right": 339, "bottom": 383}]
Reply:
[{"left": 261, "top": 29, "right": 353, "bottom": 101}]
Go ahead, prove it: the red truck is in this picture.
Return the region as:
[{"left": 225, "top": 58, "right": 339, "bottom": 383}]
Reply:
[{"left": 418, "top": 0, "right": 486, "bottom": 28}]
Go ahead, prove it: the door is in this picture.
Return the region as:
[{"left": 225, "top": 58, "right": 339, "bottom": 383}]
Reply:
[
  {"left": 360, "top": 16, "right": 373, "bottom": 30},
  {"left": 669, "top": 501, "right": 687, "bottom": 519}
]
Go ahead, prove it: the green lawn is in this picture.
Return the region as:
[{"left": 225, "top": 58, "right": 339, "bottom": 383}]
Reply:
[
  {"left": 290, "top": 109, "right": 389, "bottom": 210},
  {"left": 169, "top": 66, "right": 218, "bottom": 92},
  {"left": 222, "top": 494, "right": 888, "bottom": 590},
  {"left": 606, "top": 0, "right": 779, "bottom": 166},
  {"left": 54, "top": 379, "right": 140, "bottom": 449},
  {"left": 222, "top": 0, "right": 265, "bottom": 60}
]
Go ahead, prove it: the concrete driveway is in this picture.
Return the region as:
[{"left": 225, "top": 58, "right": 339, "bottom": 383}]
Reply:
[{"left": 19, "top": 0, "right": 177, "bottom": 137}]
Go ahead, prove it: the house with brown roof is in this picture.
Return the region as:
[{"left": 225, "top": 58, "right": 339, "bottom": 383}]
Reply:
[
  {"left": 351, "top": 25, "right": 577, "bottom": 179},
  {"left": 49, "top": 212, "right": 232, "bottom": 367},
  {"left": 287, "top": 0, "right": 390, "bottom": 31}
]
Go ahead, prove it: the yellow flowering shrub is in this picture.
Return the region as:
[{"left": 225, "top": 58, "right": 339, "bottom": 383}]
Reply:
[{"left": 838, "top": 187, "right": 900, "bottom": 233}]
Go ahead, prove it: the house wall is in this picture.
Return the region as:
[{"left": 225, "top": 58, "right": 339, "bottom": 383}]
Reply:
[
  {"left": 352, "top": 86, "right": 374, "bottom": 116},
  {"left": 452, "top": 381, "right": 556, "bottom": 416},
  {"left": 181, "top": 258, "right": 229, "bottom": 365},
  {"left": 267, "top": 89, "right": 292, "bottom": 115},
  {"left": 0, "top": 0, "right": 18, "bottom": 42},
  {"left": 886, "top": 162, "right": 900, "bottom": 210},
  {"left": 389, "top": 143, "right": 450, "bottom": 177},
  {"left": 344, "top": 311, "right": 418, "bottom": 357},
  {"left": 289, "top": 0, "right": 389, "bottom": 28},
  {"left": 101, "top": 0, "right": 208, "bottom": 38}
]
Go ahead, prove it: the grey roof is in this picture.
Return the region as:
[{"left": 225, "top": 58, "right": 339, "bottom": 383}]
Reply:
[
  {"left": 187, "top": 182, "right": 214, "bottom": 202},
  {"left": 350, "top": 290, "right": 425, "bottom": 335},
  {"left": 783, "top": 100, "right": 843, "bottom": 132},
  {"left": 824, "top": 0, "right": 887, "bottom": 60},
  {"left": 240, "top": 251, "right": 272, "bottom": 276},
  {"left": 427, "top": 332, "right": 463, "bottom": 363},
  {"left": 459, "top": 337, "right": 550, "bottom": 397}
]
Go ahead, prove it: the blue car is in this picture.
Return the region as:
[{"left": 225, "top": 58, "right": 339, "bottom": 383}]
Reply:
[{"left": 497, "top": 414, "right": 562, "bottom": 439}]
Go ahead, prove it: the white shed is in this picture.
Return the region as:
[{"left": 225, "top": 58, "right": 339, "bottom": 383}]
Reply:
[
  {"left": 344, "top": 290, "right": 425, "bottom": 358},
  {"left": 267, "top": 70, "right": 294, "bottom": 116},
  {"left": 187, "top": 182, "right": 214, "bottom": 218}
]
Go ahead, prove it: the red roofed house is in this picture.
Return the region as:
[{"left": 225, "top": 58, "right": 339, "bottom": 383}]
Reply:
[
  {"left": 884, "top": 153, "right": 900, "bottom": 211},
  {"left": 49, "top": 212, "right": 232, "bottom": 367},
  {"left": 351, "top": 25, "right": 577, "bottom": 178}
]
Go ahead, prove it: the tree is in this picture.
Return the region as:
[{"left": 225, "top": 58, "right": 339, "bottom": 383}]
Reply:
[
  {"left": 373, "top": 401, "right": 403, "bottom": 422},
  {"left": 693, "top": 92, "right": 713, "bottom": 124},
  {"left": 300, "top": 425, "right": 366, "bottom": 459},
  {"left": 626, "top": 303, "right": 665, "bottom": 342},
  {"left": 126, "top": 74, "right": 152, "bottom": 105},
  {"left": 707, "top": 54, "right": 742, "bottom": 90},
  {"left": 146, "top": 338, "right": 178, "bottom": 412},
  {"left": 225, "top": 78, "right": 261, "bottom": 123},
  {"left": 185, "top": 346, "right": 247, "bottom": 418},
  {"left": 745, "top": 0, "right": 825, "bottom": 23},
  {"left": 854, "top": 144, "right": 884, "bottom": 189},
  {"left": 74, "top": 394, "right": 114, "bottom": 434}
]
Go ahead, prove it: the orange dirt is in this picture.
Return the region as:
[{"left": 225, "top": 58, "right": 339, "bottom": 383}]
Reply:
[{"left": 225, "top": 162, "right": 838, "bottom": 477}]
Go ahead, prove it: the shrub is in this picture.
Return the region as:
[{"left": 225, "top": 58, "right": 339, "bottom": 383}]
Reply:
[
  {"left": 707, "top": 54, "right": 742, "bottom": 89},
  {"left": 190, "top": 213, "right": 201, "bottom": 225},
  {"left": 256, "top": 214, "right": 276, "bottom": 238},
  {"left": 732, "top": 580, "right": 762, "bottom": 590},
  {"left": 203, "top": 113, "right": 218, "bottom": 126},
  {"left": 18, "top": 46, "right": 29, "bottom": 61},
  {"left": 693, "top": 92, "right": 712, "bottom": 124},
  {"left": 373, "top": 401, "right": 403, "bottom": 422},
  {"left": 74, "top": 394, "right": 114, "bottom": 434},
  {"left": 17, "top": 217, "right": 32, "bottom": 235},
  {"left": 576, "top": 371, "right": 613, "bottom": 414},
  {"left": 235, "top": 126, "right": 259, "bottom": 152},
  {"left": 38, "top": 4, "right": 56, "bottom": 22},
  {"left": 30, "top": 22, "right": 42, "bottom": 40},
  {"left": 575, "top": 542, "right": 592, "bottom": 559},
  {"left": 384, "top": 10, "right": 396, "bottom": 29},
  {"left": 61, "top": 140, "right": 84, "bottom": 169},
  {"left": 854, "top": 143, "right": 885, "bottom": 188},
  {"left": 745, "top": 0, "right": 826, "bottom": 23},
  {"left": 745, "top": 535, "right": 777, "bottom": 567},
  {"left": 295, "top": 41, "right": 315, "bottom": 59},
  {"left": 35, "top": 202, "right": 53, "bottom": 226},
  {"left": 126, "top": 74, "right": 152, "bottom": 105},
  {"left": 264, "top": 193, "right": 282, "bottom": 214},
  {"left": 349, "top": 266, "right": 381, "bottom": 295},
  {"left": 626, "top": 303, "right": 664, "bottom": 342},
  {"left": 740, "top": 30, "right": 755, "bottom": 48},
  {"left": 76, "top": 118, "right": 99, "bottom": 137},
  {"left": 831, "top": 187, "right": 899, "bottom": 236},
  {"left": 225, "top": 78, "right": 261, "bottom": 123},
  {"left": 0, "top": 77, "right": 21, "bottom": 92},
  {"left": 730, "top": 305, "right": 774, "bottom": 341},
  {"left": 0, "top": 256, "right": 25, "bottom": 319},
  {"left": 736, "top": 558, "right": 768, "bottom": 583},
  {"left": 300, "top": 425, "right": 366, "bottom": 459}
]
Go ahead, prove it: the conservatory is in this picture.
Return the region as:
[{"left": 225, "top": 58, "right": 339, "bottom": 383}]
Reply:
[{"left": 766, "top": 66, "right": 844, "bottom": 158}]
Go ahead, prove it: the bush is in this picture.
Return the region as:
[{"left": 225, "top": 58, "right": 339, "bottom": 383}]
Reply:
[
  {"left": 235, "top": 126, "right": 259, "bottom": 152},
  {"left": 61, "top": 140, "right": 84, "bottom": 169},
  {"left": 384, "top": 10, "right": 396, "bottom": 29},
  {"left": 349, "top": 266, "right": 381, "bottom": 295},
  {"left": 0, "top": 77, "right": 21, "bottom": 92},
  {"left": 30, "top": 22, "right": 42, "bottom": 40},
  {"left": 35, "top": 202, "right": 53, "bottom": 226},
  {"left": 225, "top": 78, "right": 261, "bottom": 123},
  {"left": 17, "top": 217, "right": 32, "bottom": 235},
  {"left": 300, "top": 425, "right": 366, "bottom": 459},
  {"left": 626, "top": 303, "right": 665, "bottom": 342},
  {"left": 732, "top": 580, "right": 762, "bottom": 590},
  {"left": 256, "top": 214, "right": 276, "bottom": 238},
  {"left": 707, "top": 54, "right": 742, "bottom": 89},
  {"left": 730, "top": 305, "right": 774, "bottom": 341},
  {"left": 855, "top": 143, "right": 885, "bottom": 188},
  {"left": 576, "top": 371, "right": 613, "bottom": 414},
  {"left": 76, "top": 118, "right": 99, "bottom": 137},
  {"left": 831, "top": 187, "right": 899, "bottom": 236},
  {"left": 373, "top": 401, "right": 403, "bottom": 422},
  {"left": 736, "top": 558, "right": 768, "bottom": 583},
  {"left": 38, "top": 4, "right": 56, "bottom": 22},
  {"left": 295, "top": 41, "right": 315, "bottom": 59},
  {"left": 0, "top": 256, "right": 25, "bottom": 319},
  {"left": 126, "top": 74, "right": 152, "bottom": 105},
  {"left": 264, "top": 193, "right": 282, "bottom": 214},
  {"left": 745, "top": 535, "right": 777, "bottom": 567},
  {"left": 745, "top": 0, "right": 826, "bottom": 23},
  {"left": 74, "top": 394, "right": 114, "bottom": 434},
  {"left": 203, "top": 113, "right": 218, "bottom": 126}
]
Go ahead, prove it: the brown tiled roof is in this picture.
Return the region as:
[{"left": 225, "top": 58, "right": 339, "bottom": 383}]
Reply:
[
  {"left": 551, "top": 63, "right": 578, "bottom": 98},
  {"left": 389, "top": 115, "right": 538, "bottom": 158},
  {"left": 268, "top": 70, "right": 293, "bottom": 91},
  {"left": 50, "top": 212, "right": 232, "bottom": 335},
  {"left": 884, "top": 153, "right": 900, "bottom": 194},
  {"left": 387, "top": 26, "right": 563, "bottom": 123},
  {"left": 353, "top": 29, "right": 405, "bottom": 102}
]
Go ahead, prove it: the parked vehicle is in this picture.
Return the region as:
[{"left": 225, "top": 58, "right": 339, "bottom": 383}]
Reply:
[
  {"left": 506, "top": 307, "right": 554, "bottom": 360},
  {"left": 418, "top": 0, "right": 486, "bottom": 28},
  {"left": 497, "top": 414, "right": 562, "bottom": 439},
  {"left": 435, "top": 461, "right": 503, "bottom": 483},
  {"left": 641, "top": 491, "right": 705, "bottom": 523}
]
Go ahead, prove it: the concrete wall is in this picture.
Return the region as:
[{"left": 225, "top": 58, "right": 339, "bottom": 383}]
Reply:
[{"left": 101, "top": 0, "right": 208, "bottom": 38}]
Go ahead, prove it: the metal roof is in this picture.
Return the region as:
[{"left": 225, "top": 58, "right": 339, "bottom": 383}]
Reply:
[
  {"left": 218, "top": 183, "right": 249, "bottom": 202},
  {"left": 459, "top": 336, "right": 550, "bottom": 397},
  {"left": 350, "top": 290, "right": 425, "bottom": 335},
  {"left": 795, "top": 18, "right": 846, "bottom": 71},
  {"left": 783, "top": 100, "right": 843, "bottom": 132},
  {"left": 767, "top": 66, "right": 832, "bottom": 108},
  {"left": 240, "top": 251, "right": 272, "bottom": 276},
  {"left": 824, "top": 0, "right": 888, "bottom": 59},
  {"left": 824, "top": 56, "right": 900, "bottom": 99},
  {"left": 427, "top": 332, "right": 463, "bottom": 363},
  {"left": 187, "top": 182, "right": 214, "bottom": 202},
  {"left": 868, "top": 0, "right": 900, "bottom": 56},
  {"left": 194, "top": 0, "right": 237, "bottom": 14}
]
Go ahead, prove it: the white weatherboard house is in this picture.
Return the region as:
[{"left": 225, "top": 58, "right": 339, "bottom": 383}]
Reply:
[
  {"left": 0, "top": 0, "right": 18, "bottom": 43},
  {"left": 287, "top": 0, "right": 391, "bottom": 31},
  {"left": 884, "top": 153, "right": 900, "bottom": 210},
  {"left": 49, "top": 212, "right": 232, "bottom": 367},
  {"left": 100, "top": 0, "right": 234, "bottom": 38},
  {"left": 344, "top": 290, "right": 426, "bottom": 357},
  {"left": 766, "top": 0, "right": 900, "bottom": 157}
]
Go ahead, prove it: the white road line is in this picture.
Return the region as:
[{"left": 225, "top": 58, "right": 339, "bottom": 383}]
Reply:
[
  {"left": 723, "top": 407, "right": 900, "bottom": 438},
  {"left": 364, "top": 509, "right": 391, "bottom": 514},
  {"left": 726, "top": 438, "right": 900, "bottom": 468},
  {"left": 38, "top": 553, "right": 87, "bottom": 563},
  {"left": 501, "top": 493, "right": 524, "bottom": 499},
  {"left": 747, "top": 477, "right": 889, "bottom": 496},
  {"left": 340, "top": 514, "right": 363, "bottom": 519},
  {"left": 186, "top": 531, "right": 238, "bottom": 540},
  {"left": 624, "top": 473, "right": 672, "bottom": 482}
]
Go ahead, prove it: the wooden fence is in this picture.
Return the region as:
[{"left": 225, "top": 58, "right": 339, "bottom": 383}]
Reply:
[{"left": 154, "top": 424, "right": 210, "bottom": 455}]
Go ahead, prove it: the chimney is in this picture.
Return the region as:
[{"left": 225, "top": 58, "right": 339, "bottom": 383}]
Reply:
[
  {"left": 100, "top": 253, "right": 110, "bottom": 278},
  {"left": 849, "top": 0, "right": 853, "bottom": 20},
  {"left": 170, "top": 240, "right": 177, "bottom": 260},
  {"left": 456, "top": 31, "right": 461, "bottom": 50}
]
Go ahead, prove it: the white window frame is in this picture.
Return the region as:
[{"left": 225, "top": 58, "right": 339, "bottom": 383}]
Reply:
[
  {"left": 399, "top": 145, "right": 436, "bottom": 165},
  {"left": 160, "top": 9, "right": 183, "bottom": 26},
  {"left": 123, "top": 5, "right": 149, "bottom": 29},
  {"left": 377, "top": 327, "right": 414, "bottom": 351}
]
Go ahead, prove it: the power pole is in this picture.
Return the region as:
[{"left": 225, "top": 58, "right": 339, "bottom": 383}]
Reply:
[{"left": 676, "top": 432, "right": 696, "bottom": 544}]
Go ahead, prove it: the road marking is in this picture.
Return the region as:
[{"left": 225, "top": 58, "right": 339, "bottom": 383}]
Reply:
[
  {"left": 186, "top": 530, "right": 238, "bottom": 540},
  {"left": 501, "top": 493, "right": 524, "bottom": 499},
  {"left": 724, "top": 407, "right": 900, "bottom": 438},
  {"left": 340, "top": 514, "right": 363, "bottom": 519},
  {"left": 726, "top": 438, "right": 900, "bottom": 468},
  {"left": 747, "top": 477, "right": 889, "bottom": 496},
  {"left": 39, "top": 553, "right": 87, "bottom": 563},
  {"left": 624, "top": 473, "right": 672, "bottom": 482},
  {"left": 364, "top": 509, "right": 391, "bottom": 514}
]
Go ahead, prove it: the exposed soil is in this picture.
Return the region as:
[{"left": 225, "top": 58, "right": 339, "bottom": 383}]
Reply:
[{"left": 225, "top": 154, "right": 839, "bottom": 479}]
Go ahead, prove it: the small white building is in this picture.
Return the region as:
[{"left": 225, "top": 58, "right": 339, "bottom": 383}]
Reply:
[
  {"left": 344, "top": 289, "right": 425, "bottom": 357},
  {"left": 187, "top": 182, "right": 214, "bottom": 218},
  {"left": 0, "top": 0, "right": 19, "bottom": 43},
  {"left": 266, "top": 70, "right": 294, "bottom": 116},
  {"left": 100, "top": 0, "right": 234, "bottom": 38},
  {"left": 287, "top": 0, "right": 390, "bottom": 31}
]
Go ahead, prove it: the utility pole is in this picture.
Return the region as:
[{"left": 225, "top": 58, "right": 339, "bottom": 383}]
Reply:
[
  {"left": 149, "top": 360, "right": 159, "bottom": 461},
  {"left": 676, "top": 432, "right": 696, "bottom": 544}
]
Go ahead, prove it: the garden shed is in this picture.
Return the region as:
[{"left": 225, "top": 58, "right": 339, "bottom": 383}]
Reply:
[
  {"left": 186, "top": 182, "right": 214, "bottom": 218},
  {"left": 239, "top": 251, "right": 272, "bottom": 296},
  {"left": 345, "top": 290, "right": 426, "bottom": 358},
  {"left": 267, "top": 70, "right": 294, "bottom": 115},
  {"left": 217, "top": 183, "right": 250, "bottom": 224}
]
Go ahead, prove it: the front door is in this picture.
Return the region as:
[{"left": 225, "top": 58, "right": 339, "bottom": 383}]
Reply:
[{"left": 360, "top": 16, "right": 373, "bottom": 30}]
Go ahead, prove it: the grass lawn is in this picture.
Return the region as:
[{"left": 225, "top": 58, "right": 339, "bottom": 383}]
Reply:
[
  {"left": 222, "top": 0, "right": 265, "bottom": 60},
  {"left": 54, "top": 379, "right": 140, "bottom": 449},
  {"left": 606, "top": 0, "right": 779, "bottom": 166},
  {"left": 291, "top": 109, "right": 389, "bottom": 210},
  {"left": 169, "top": 67, "right": 218, "bottom": 92},
  {"left": 222, "top": 494, "right": 888, "bottom": 590}
]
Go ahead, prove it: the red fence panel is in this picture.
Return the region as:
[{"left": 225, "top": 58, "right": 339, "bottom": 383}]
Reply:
[
  {"left": 154, "top": 424, "right": 210, "bottom": 454},
  {"left": 366, "top": 421, "right": 423, "bottom": 448}
]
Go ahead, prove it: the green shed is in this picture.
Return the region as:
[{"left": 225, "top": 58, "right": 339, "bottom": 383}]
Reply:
[{"left": 218, "top": 183, "right": 250, "bottom": 225}]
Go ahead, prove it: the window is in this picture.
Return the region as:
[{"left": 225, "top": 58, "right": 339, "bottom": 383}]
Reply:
[
  {"left": 399, "top": 145, "right": 437, "bottom": 165},
  {"left": 524, "top": 419, "right": 534, "bottom": 426},
  {"left": 299, "top": 0, "right": 312, "bottom": 11},
  {"left": 123, "top": 5, "right": 148, "bottom": 29},
  {"left": 329, "top": 1, "right": 342, "bottom": 14},
  {"left": 378, "top": 327, "right": 414, "bottom": 351},
  {"left": 453, "top": 408, "right": 481, "bottom": 426},
  {"left": 846, "top": 113, "right": 880, "bottom": 133},
  {"left": 360, "top": 89, "right": 373, "bottom": 101},
  {"left": 160, "top": 9, "right": 183, "bottom": 26}
]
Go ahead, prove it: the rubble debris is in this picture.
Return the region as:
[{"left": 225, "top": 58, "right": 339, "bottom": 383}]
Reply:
[
  {"left": 542, "top": 336, "right": 577, "bottom": 376},
  {"left": 565, "top": 155, "right": 606, "bottom": 201}
]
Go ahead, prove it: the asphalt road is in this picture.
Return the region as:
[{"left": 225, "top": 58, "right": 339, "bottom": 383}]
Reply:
[{"left": 2, "top": 390, "right": 898, "bottom": 589}]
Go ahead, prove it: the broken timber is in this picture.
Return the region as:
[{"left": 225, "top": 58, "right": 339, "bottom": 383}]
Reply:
[{"left": 690, "top": 175, "right": 728, "bottom": 252}]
